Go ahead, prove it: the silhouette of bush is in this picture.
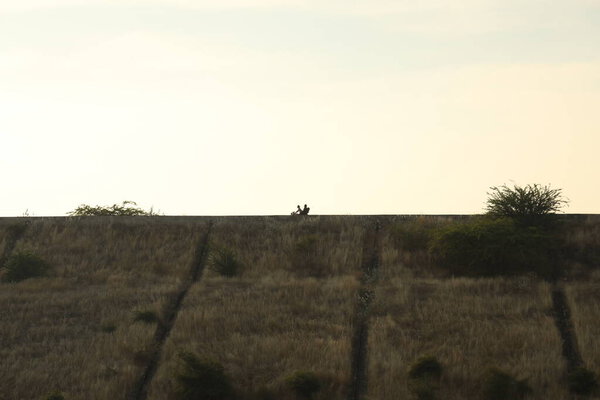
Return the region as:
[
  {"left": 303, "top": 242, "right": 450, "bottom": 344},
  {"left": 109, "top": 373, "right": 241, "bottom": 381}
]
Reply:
[
  {"left": 67, "top": 201, "right": 158, "bottom": 216},
  {"left": 1, "top": 251, "right": 50, "bottom": 283},
  {"left": 408, "top": 355, "right": 443, "bottom": 381},
  {"left": 482, "top": 368, "right": 532, "bottom": 400},
  {"left": 486, "top": 183, "right": 567, "bottom": 226},
  {"left": 567, "top": 367, "right": 599, "bottom": 395},
  {"left": 210, "top": 247, "right": 242, "bottom": 277},
  {"left": 173, "top": 351, "right": 233, "bottom": 400},
  {"left": 430, "top": 217, "right": 560, "bottom": 278},
  {"left": 133, "top": 310, "right": 159, "bottom": 324},
  {"left": 285, "top": 371, "right": 322, "bottom": 399}
]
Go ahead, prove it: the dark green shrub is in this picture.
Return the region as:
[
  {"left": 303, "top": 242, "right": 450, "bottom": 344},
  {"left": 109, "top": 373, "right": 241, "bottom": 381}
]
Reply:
[
  {"left": 408, "top": 356, "right": 443, "bottom": 381},
  {"left": 210, "top": 247, "right": 241, "bottom": 277},
  {"left": 430, "top": 217, "right": 560, "bottom": 278},
  {"left": 67, "top": 200, "right": 158, "bottom": 216},
  {"left": 44, "top": 391, "right": 65, "bottom": 400},
  {"left": 133, "top": 310, "right": 158, "bottom": 324},
  {"left": 173, "top": 351, "right": 232, "bottom": 400},
  {"left": 482, "top": 368, "right": 532, "bottom": 400},
  {"left": 291, "top": 235, "right": 326, "bottom": 277},
  {"left": 286, "top": 371, "right": 322, "bottom": 399},
  {"left": 1, "top": 251, "right": 50, "bottom": 283},
  {"left": 390, "top": 219, "right": 435, "bottom": 251},
  {"left": 567, "top": 367, "right": 599, "bottom": 395},
  {"left": 407, "top": 379, "right": 437, "bottom": 400},
  {"left": 100, "top": 322, "right": 117, "bottom": 333},
  {"left": 486, "top": 183, "right": 567, "bottom": 226}
]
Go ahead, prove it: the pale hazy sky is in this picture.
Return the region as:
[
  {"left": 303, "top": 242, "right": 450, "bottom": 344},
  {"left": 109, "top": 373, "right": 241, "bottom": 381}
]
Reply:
[{"left": 1, "top": 1, "right": 599, "bottom": 216}]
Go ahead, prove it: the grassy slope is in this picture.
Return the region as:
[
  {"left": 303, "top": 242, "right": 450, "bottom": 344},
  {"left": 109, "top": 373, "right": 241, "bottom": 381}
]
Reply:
[
  {"left": 147, "top": 216, "right": 365, "bottom": 400},
  {"left": 0, "top": 218, "right": 208, "bottom": 400}
]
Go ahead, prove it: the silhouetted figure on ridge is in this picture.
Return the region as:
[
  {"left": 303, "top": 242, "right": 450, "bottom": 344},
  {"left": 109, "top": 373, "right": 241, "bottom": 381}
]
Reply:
[
  {"left": 291, "top": 205, "right": 302, "bottom": 215},
  {"left": 300, "top": 204, "right": 310, "bottom": 215}
]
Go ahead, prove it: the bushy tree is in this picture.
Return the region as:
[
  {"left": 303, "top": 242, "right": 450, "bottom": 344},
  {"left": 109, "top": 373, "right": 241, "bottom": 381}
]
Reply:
[
  {"left": 485, "top": 184, "right": 568, "bottom": 225},
  {"left": 67, "top": 201, "right": 158, "bottom": 216}
]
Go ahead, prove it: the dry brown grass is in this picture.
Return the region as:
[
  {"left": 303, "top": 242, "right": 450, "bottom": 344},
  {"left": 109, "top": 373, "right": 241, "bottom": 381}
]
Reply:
[
  {"left": 566, "top": 272, "right": 600, "bottom": 376},
  {"left": 0, "top": 217, "right": 209, "bottom": 400},
  {"left": 146, "top": 216, "right": 366, "bottom": 400},
  {"left": 368, "top": 275, "right": 569, "bottom": 400}
]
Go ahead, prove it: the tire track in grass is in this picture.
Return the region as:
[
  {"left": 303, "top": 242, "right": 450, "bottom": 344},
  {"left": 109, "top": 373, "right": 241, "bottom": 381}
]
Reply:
[
  {"left": 129, "top": 222, "right": 213, "bottom": 400},
  {"left": 348, "top": 220, "right": 381, "bottom": 400},
  {"left": 551, "top": 282, "right": 584, "bottom": 372}
]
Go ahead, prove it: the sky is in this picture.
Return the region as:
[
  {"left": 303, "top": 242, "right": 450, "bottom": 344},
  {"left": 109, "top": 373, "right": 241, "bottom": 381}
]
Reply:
[{"left": 1, "top": 0, "right": 599, "bottom": 216}]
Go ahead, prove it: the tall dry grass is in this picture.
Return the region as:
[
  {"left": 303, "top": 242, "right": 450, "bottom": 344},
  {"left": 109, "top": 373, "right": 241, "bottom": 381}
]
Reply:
[
  {"left": 0, "top": 217, "right": 209, "bottom": 400},
  {"left": 146, "top": 216, "right": 366, "bottom": 399},
  {"left": 368, "top": 276, "right": 569, "bottom": 400},
  {"left": 565, "top": 272, "right": 600, "bottom": 376}
]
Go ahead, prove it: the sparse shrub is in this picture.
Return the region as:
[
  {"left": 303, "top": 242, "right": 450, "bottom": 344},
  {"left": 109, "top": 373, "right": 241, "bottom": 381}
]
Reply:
[
  {"left": 173, "top": 351, "right": 233, "bottom": 400},
  {"left": 291, "top": 235, "right": 327, "bottom": 277},
  {"left": 1, "top": 251, "right": 50, "bottom": 283},
  {"left": 407, "top": 378, "right": 437, "bottom": 400},
  {"left": 486, "top": 183, "right": 567, "bottom": 226},
  {"left": 286, "top": 371, "right": 322, "bottom": 399},
  {"left": 482, "top": 368, "right": 532, "bottom": 400},
  {"left": 210, "top": 246, "right": 241, "bottom": 277},
  {"left": 390, "top": 219, "right": 435, "bottom": 251},
  {"left": 100, "top": 322, "right": 117, "bottom": 333},
  {"left": 408, "top": 355, "right": 443, "bottom": 381},
  {"left": 567, "top": 366, "right": 599, "bottom": 395},
  {"left": 44, "top": 391, "right": 65, "bottom": 400},
  {"left": 133, "top": 310, "right": 159, "bottom": 324},
  {"left": 67, "top": 201, "right": 158, "bottom": 216},
  {"left": 430, "top": 217, "right": 560, "bottom": 278}
]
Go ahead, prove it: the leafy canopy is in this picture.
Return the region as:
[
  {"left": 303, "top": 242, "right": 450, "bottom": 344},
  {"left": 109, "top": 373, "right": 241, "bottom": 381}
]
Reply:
[
  {"left": 67, "top": 201, "right": 158, "bottom": 216},
  {"left": 485, "top": 183, "right": 568, "bottom": 221}
]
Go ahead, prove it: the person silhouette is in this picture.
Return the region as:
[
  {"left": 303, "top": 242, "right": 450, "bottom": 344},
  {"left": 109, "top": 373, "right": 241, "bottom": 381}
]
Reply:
[
  {"left": 301, "top": 204, "right": 310, "bottom": 215},
  {"left": 291, "top": 205, "right": 302, "bottom": 215}
]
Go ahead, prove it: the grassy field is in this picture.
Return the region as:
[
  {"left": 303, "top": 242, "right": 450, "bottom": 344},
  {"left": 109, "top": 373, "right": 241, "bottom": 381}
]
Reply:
[
  {"left": 146, "top": 216, "right": 366, "bottom": 400},
  {"left": 0, "top": 215, "right": 598, "bottom": 400},
  {"left": 0, "top": 217, "right": 209, "bottom": 400}
]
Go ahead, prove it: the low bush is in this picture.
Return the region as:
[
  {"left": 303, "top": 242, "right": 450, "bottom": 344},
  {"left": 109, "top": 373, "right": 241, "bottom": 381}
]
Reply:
[
  {"left": 389, "top": 219, "right": 435, "bottom": 252},
  {"left": 430, "top": 217, "right": 560, "bottom": 278},
  {"left": 291, "top": 235, "right": 327, "bottom": 277},
  {"left": 408, "top": 355, "right": 443, "bottom": 381},
  {"left": 1, "top": 251, "right": 50, "bottom": 283},
  {"left": 133, "top": 310, "right": 159, "bottom": 324},
  {"left": 286, "top": 371, "right": 322, "bottom": 399},
  {"left": 44, "top": 391, "right": 65, "bottom": 400},
  {"left": 567, "top": 366, "right": 599, "bottom": 396},
  {"left": 210, "top": 246, "right": 242, "bottom": 277},
  {"left": 173, "top": 351, "right": 233, "bottom": 400},
  {"left": 67, "top": 200, "right": 158, "bottom": 216},
  {"left": 407, "top": 379, "right": 437, "bottom": 400},
  {"left": 482, "top": 368, "right": 532, "bottom": 400}
]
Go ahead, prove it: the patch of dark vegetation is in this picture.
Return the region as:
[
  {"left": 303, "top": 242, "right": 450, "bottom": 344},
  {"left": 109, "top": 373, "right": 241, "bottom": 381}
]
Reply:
[
  {"left": 210, "top": 246, "right": 242, "bottom": 277},
  {"left": 285, "top": 371, "right": 322, "bottom": 399},
  {"left": 389, "top": 218, "right": 436, "bottom": 252},
  {"left": 407, "top": 355, "right": 443, "bottom": 400},
  {"left": 44, "top": 390, "right": 66, "bottom": 400},
  {"left": 1, "top": 251, "right": 50, "bottom": 283},
  {"left": 291, "top": 234, "right": 328, "bottom": 277},
  {"left": 481, "top": 367, "right": 532, "bottom": 400},
  {"left": 100, "top": 322, "right": 117, "bottom": 333},
  {"left": 567, "top": 366, "right": 599, "bottom": 396},
  {"left": 173, "top": 351, "right": 233, "bottom": 400},
  {"left": 430, "top": 217, "right": 561, "bottom": 279},
  {"left": 133, "top": 310, "right": 159, "bottom": 324},
  {"left": 0, "top": 222, "right": 30, "bottom": 266}
]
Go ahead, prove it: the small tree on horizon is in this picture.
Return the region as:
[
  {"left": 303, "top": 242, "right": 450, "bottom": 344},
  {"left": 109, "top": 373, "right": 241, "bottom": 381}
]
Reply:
[{"left": 485, "top": 183, "right": 568, "bottom": 224}]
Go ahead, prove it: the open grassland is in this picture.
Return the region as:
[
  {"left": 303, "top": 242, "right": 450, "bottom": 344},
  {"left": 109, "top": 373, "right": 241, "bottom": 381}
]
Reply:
[
  {"left": 368, "top": 277, "right": 568, "bottom": 400},
  {"left": 0, "top": 217, "right": 209, "bottom": 400},
  {"left": 146, "top": 216, "right": 366, "bottom": 399},
  {"left": 0, "top": 215, "right": 598, "bottom": 400},
  {"left": 567, "top": 271, "right": 600, "bottom": 375}
]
